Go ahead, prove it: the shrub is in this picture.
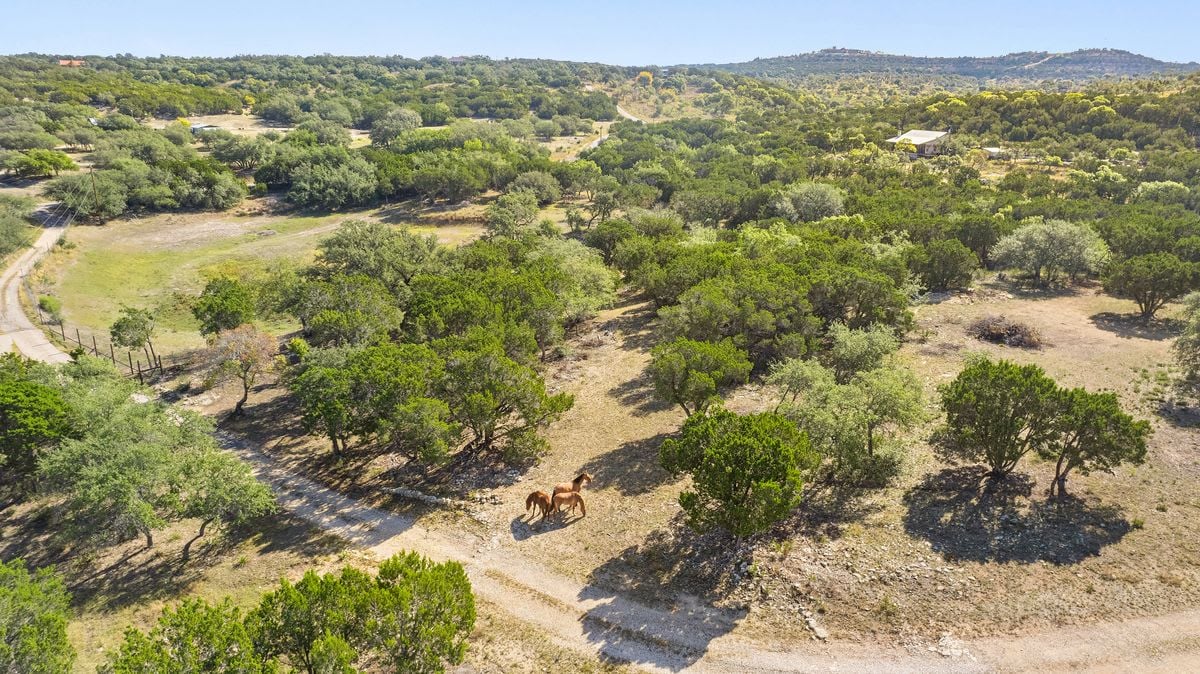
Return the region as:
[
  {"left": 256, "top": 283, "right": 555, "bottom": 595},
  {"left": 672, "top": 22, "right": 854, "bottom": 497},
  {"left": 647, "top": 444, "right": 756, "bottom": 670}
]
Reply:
[{"left": 37, "top": 296, "right": 63, "bottom": 324}]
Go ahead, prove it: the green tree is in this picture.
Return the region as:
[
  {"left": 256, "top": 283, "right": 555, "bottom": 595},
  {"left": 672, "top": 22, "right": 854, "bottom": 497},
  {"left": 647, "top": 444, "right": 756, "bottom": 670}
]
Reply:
[
  {"left": 820, "top": 323, "right": 899, "bottom": 384},
  {"left": 913, "top": 239, "right": 979, "bottom": 291},
  {"left": 992, "top": 219, "right": 1110, "bottom": 285},
  {"left": 1173, "top": 292, "right": 1200, "bottom": 393},
  {"left": 193, "top": 277, "right": 256, "bottom": 336},
  {"left": 204, "top": 324, "right": 279, "bottom": 415},
  {"left": 484, "top": 190, "right": 540, "bottom": 239},
  {"left": 314, "top": 220, "right": 439, "bottom": 294},
  {"left": 109, "top": 305, "right": 158, "bottom": 362},
  {"left": 772, "top": 182, "right": 845, "bottom": 222},
  {"left": 649, "top": 338, "right": 751, "bottom": 416},
  {"left": 935, "top": 357, "right": 1060, "bottom": 479},
  {"left": 1042, "top": 388, "right": 1150, "bottom": 498},
  {"left": 0, "top": 378, "right": 68, "bottom": 479},
  {"left": 509, "top": 171, "right": 561, "bottom": 205},
  {"left": 289, "top": 348, "right": 354, "bottom": 457},
  {"left": 177, "top": 448, "right": 276, "bottom": 560},
  {"left": 9, "top": 149, "right": 76, "bottom": 178},
  {"left": 660, "top": 409, "right": 818, "bottom": 538},
  {"left": 436, "top": 331, "right": 573, "bottom": 454},
  {"left": 0, "top": 559, "right": 75, "bottom": 674},
  {"left": 248, "top": 553, "right": 474, "bottom": 674},
  {"left": 1102, "top": 252, "right": 1195, "bottom": 322},
  {"left": 104, "top": 598, "right": 270, "bottom": 674},
  {"left": 370, "top": 108, "right": 423, "bottom": 147}
]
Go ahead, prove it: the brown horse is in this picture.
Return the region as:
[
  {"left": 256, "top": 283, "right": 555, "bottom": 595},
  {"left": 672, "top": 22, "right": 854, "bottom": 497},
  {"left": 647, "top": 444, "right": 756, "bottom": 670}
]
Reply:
[
  {"left": 551, "top": 491, "right": 586, "bottom": 518},
  {"left": 553, "top": 472, "right": 593, "bottom": 499},
  {"left": 525, "top": 491, "right": 552, "bottom": 520}
]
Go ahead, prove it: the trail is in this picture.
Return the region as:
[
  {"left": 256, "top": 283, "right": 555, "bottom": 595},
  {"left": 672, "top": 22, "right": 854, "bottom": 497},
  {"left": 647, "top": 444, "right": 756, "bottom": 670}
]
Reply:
[
  {"left": 2, "top": 204, "right": 1199, "bottom": 672},
  {"left": 0, "top": 203, "right": 71, "bottom": 363}
]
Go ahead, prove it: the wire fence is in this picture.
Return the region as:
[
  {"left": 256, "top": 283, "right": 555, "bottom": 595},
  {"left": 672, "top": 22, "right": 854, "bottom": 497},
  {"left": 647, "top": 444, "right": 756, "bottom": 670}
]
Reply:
[{"left": 20, "top": 279, "right": 178, "bottom": 384}]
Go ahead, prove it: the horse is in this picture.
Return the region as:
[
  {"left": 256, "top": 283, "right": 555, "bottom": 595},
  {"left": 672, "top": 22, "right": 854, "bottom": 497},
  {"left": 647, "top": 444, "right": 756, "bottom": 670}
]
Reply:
[
  {"left": 553, "top": 472, "right": 593, "bottom": 499},
  {"left": 524, "top": 491, "right": 553, "bottom": 521},
  {"left": 551, "top": 491, "right": 586, "bottom": 518}
]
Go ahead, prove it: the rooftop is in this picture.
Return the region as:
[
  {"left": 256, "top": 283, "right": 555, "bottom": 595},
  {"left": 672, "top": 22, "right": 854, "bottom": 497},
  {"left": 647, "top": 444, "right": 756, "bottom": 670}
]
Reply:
[{"left": 885, "top": 129, "right": 949, "bottom": 145}]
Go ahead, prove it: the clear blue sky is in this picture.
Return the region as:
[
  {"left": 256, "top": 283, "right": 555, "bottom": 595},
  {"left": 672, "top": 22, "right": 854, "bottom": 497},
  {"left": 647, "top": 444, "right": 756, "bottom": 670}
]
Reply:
[{"left": 4, "top": 0, "right": 1197, "bottom": 65}]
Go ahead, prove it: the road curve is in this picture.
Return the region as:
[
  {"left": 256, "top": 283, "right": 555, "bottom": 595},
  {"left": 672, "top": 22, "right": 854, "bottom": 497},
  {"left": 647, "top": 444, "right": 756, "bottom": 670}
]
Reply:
[{"left": 0, "top": 205, "right": 70, "bottom": 363}]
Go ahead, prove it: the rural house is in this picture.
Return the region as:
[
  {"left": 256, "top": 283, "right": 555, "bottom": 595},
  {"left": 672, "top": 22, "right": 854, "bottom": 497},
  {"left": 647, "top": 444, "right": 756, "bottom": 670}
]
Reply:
[
  {"left": 57, "top": 59, "right": 86, "bottom": 67},
  {"left": 885, "top": 129, "right": 949, "bottom": 156}
]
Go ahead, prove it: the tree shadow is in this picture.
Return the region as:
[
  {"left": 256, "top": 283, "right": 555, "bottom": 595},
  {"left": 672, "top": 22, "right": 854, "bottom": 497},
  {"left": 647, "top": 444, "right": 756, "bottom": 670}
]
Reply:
[
  {"left": 580, "top": 432, "right": 676, "bottom": 496},
  {"left": 601, "top": 296, "right": 659, "bottom": 353},
  {"left": 579, "top": 516, "right": 749, "bottom": 670},
  {"left": 772, "top": 480, "right": 888, "bottom": 541},
  {"left": 982, "top": 276, "right": 1088, "bottom": 301},
  {"left": 1156, "top": 399, "right": 1200, "bottom": 429},
  {"left": 902, "top": 466, "right": 1131, "bottom": 564},
  {"left": 606, "top": 373, "right": 674, "bottom": 417},
  {"left": 1089, "top": 312, "right": 1180, "bottom": 341}
]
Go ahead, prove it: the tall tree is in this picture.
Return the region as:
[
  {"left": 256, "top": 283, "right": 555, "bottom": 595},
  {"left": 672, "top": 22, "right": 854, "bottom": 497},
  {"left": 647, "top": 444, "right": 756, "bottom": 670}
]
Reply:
[
  {"left": 649, "top": 338, "right": 751, "bottom": 416},
  {"left": 1042, "top": 388, "right": 1150, "bottom": 498},
  {"left": 1102, "top": 252, "right": 1195, "bottom": 322}
]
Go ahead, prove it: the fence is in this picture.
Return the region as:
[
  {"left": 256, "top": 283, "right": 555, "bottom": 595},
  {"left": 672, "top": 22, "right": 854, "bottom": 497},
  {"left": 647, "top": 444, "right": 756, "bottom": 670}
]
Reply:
[{"left": 21, "top": 280, "right": 173, "bottom": 384}]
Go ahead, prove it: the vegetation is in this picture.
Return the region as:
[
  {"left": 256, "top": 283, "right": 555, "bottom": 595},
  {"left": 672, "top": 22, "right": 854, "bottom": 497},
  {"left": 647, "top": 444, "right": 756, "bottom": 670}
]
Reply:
[
  {"left": 649, "top": 338, "right": 751, "bottom": 416},
  {"left": 0, "top": 559, "right": 74, "bottom": 674},
  {"left": 936, "top": 357, "right": 1149, "bottom": 489},
  {"left": 660, "top": 408, "right": 819, "bottom": 537},
  {"left": 107, "top": 552, "right": 474, "bottom": 674}
]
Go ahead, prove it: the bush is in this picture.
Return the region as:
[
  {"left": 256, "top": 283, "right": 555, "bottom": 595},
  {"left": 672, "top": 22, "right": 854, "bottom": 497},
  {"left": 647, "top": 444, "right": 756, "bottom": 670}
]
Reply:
[
  {"left": 968, "top": 315, "right": 1042, "bottom": 348},
  {"left": 37, "top": 296, "right": 63, "bottom": 324},
  {"left": 660, "top": 408, "right": 819, "bottom": 537}
]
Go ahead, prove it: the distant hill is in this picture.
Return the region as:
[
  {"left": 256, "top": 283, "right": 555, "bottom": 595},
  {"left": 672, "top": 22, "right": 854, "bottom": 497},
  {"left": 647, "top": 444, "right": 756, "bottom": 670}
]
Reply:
[{"left": 690, "top": 48, "right": 1200, "bottom": 83}]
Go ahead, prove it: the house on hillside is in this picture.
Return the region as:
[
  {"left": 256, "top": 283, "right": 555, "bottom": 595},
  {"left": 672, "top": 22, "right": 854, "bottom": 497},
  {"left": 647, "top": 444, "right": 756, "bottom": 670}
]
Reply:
[
  {"left": 885, "top": 129, "right": 949, "bottom": 157},
  {"left": 57, "top": 59, "right": 86, "bottom": 67},
  {"left": 189, "top": 123, "right": 219, "bottom": 135}
]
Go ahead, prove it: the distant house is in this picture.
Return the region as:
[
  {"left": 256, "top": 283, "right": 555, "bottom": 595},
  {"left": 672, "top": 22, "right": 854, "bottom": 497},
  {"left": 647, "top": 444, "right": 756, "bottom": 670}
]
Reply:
[
  {"left": 57, "top": 59, "right": 86, "bottom": 67},
  {"left": 885, "top": 129, "right": 949, "bottom": 157},
  {"left": 189, "top": 123, "right": 218, "bottom": 135},
  {"left": 982, "top": 146, "right": 1006, "bottom": 160}
]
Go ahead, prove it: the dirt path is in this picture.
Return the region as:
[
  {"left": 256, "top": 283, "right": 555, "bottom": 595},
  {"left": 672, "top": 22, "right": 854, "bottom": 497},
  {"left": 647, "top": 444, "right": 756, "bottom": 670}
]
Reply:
[{"left": 0, "top": 205, "right": 71, "bottom": 363}]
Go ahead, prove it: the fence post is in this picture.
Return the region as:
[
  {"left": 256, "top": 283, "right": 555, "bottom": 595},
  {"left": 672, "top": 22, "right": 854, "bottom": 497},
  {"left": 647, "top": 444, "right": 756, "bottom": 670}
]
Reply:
[
  {"left": 127, "top": 352, "right": 134, "bottom": 374},
  {"left": 75, "top": 328, "right": 81, "bottom": 346},
  {"left": 136, "top": 360, "right": 143, "bottom": 385},
  {"left": 60, "top": 323, "right": 66, "bottom": 340},
  {"left": 91, "top": 335, "right": 99, "bottom": 356},
  {"left": 109, "top": 342, "right": 116, "bottom": 364}
]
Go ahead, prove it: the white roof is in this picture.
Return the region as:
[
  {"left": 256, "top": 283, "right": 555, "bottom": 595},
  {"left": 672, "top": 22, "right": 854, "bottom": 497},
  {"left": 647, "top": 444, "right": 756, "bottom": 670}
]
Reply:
[{"left": 885, "top": 130, "right": 948, "bottom": 145}]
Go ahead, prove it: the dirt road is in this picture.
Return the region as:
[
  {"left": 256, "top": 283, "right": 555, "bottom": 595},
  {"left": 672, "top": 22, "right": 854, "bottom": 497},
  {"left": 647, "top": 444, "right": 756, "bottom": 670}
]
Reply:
[{"left": 0, "top": 205, "right": 70, "bottom": 363}]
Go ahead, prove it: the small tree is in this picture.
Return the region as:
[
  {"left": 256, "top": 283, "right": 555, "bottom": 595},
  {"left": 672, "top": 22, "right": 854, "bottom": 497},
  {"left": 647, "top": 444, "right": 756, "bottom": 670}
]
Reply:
[
  {"left": 484, "top": 190, "right": 540, "bottom": 239},
  {"left": 1042, "top": 388, "right": 1150, "bottom": 498},
  {"left": 178, "top": 449, "right": 276, "bottom": 560},
  {"left": 1102, "top": 252, "right": 1195, "bottom": 322},
  {"left": 1173, "top": 292, "right": 1200, "bottom": 393},
  {"left": 935, "top": 357, "right": 1060, "bottom": 479},
  {"left": 649, "top": 338, "right": 751, "bottom": 416},
  {"left": 370, "top": 108, "right": 424, "bottom": 147},
  {"left": 0, "top": 560, "right": 75, "bottom": 674},
  {"left": 914, "top": 239, "right": 979, "bottom": 291},
  {"left": 820, "top": 323, "right": 899, "bottom": 384},
  {"left": 660, "top": 409, "right": 819, "bottom": 538},
  {"left": 193, "top": 277, "right": 256, "bottom": 336},
  {"left": 109, "top": 305, "right": 158, "bottom": 362},
  {"left": 205, "top": 324, "right": 279, "bottom": 416},
  {"left": 105, "top": 598, "right": 269, "bottom": 674},
  {"left": 289, "top": 349, "right": 354, "bottom": 457},
  {"left": 509, "top": 171, "right": 561, "bottom": 205},
  {"left": 772, "top": 182, "right": 845, "bottom": 222}
]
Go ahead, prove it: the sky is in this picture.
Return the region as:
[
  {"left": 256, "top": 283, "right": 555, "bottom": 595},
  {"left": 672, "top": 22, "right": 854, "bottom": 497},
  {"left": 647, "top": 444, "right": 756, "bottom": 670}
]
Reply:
[{"left": 3, "top": 0, "right": 1198, "bottom": 65}]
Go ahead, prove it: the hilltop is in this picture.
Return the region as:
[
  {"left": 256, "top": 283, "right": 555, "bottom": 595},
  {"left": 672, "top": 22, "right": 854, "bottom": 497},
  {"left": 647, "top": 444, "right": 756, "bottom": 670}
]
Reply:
[{"left": 691, "top": 47, "right": 1200, "bottom": 83}]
